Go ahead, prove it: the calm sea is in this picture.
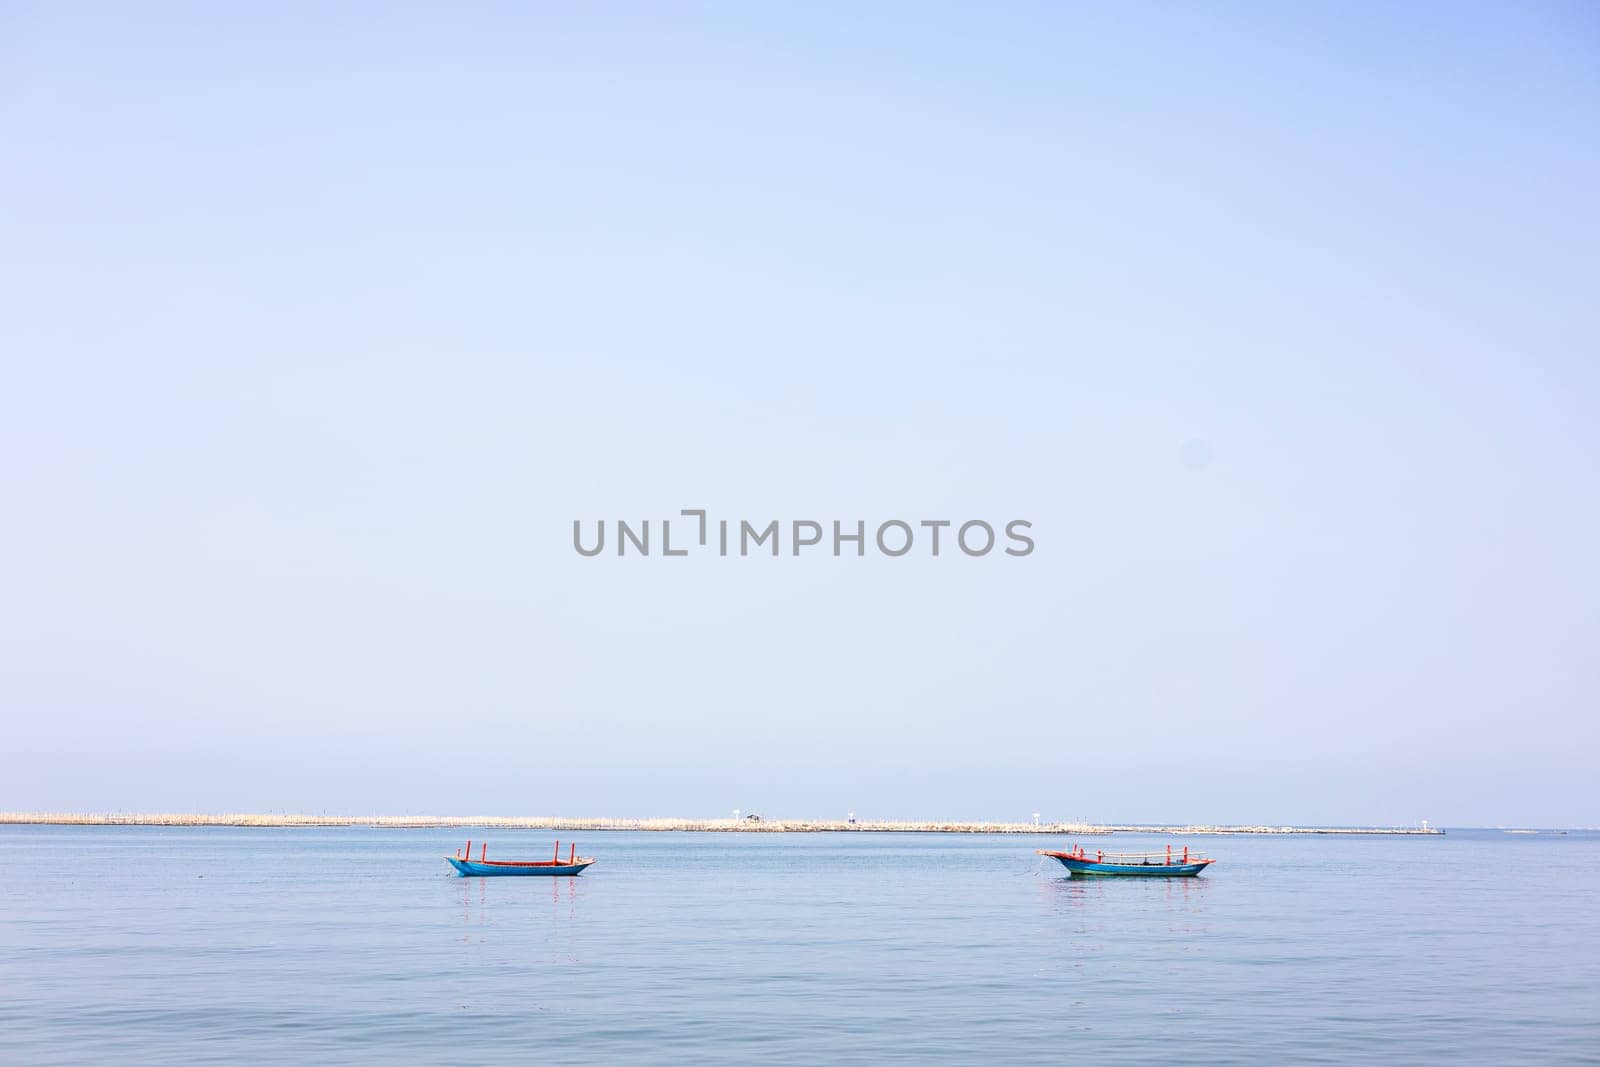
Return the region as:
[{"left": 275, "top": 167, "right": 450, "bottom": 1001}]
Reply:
[{"left": 1, "top": 826, "right": 1595, "bottom": 1064}]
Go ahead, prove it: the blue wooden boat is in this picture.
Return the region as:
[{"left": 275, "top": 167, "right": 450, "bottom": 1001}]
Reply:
[
  {"left": 1039, "top": 845, "right": 1213, "bottom": 877},
  {"left": 447, "top": 839, "right": 594, "bottom": 877}
]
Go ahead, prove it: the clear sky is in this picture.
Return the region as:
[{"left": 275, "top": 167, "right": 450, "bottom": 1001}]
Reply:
[{"left": 2, "top": 3, "right": 1596, "bottom": 826}]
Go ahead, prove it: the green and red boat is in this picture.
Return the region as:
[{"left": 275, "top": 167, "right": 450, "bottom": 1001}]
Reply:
[
  {"left": 1039, "top": 844, "right": 1213, "bottom": 877},
  {"left": 447, "top": 839, "right": 595, "bottom": 876}
]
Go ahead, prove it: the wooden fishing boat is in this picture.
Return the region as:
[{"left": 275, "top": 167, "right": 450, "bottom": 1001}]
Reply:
[
  {"left": 447, "top": 839, "right": 594, "bottom": 876},
  {"left": 1039, "top": 844, "right": 1213, "bottom": 877}
]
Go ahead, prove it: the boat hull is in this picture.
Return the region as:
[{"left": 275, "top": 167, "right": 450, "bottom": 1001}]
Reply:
[
  {"left": 447, "top": 857, "right": 594, "bottom": 877},
  {"left": 1046, "top": 855, "right": 1211, "bottom": 877}
]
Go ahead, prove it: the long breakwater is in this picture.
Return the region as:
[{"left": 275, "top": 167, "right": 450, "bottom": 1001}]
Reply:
[{"left": 0, "top": 813, "right": 1444, "bottom": 834}]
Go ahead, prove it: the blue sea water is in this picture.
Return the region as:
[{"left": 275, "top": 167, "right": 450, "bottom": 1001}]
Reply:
[{"left": 1, "top": 827, "right": 1596, "bottom": 1064}]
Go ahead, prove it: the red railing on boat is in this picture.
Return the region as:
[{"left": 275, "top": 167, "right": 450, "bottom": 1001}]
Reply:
[
  {"left": 1039, "top": 844, "right": 1211, "bottom": 864},
  {"left": 454, "top": 839, "right": 590, "bottom": 866}
]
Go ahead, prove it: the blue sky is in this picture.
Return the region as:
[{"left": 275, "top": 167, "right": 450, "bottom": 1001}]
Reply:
[{"left": 2, "top": 3, "right": 1596, "bottom": 825}]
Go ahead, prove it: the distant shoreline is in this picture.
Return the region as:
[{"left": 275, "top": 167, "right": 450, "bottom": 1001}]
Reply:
[{"left": 0, "top": 813, "right": 1445, "bottom": 835}]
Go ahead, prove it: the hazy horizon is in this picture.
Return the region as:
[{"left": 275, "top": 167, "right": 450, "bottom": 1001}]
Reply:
[{"left": 3, "top": 4, "right": 1596, "bottom": 827}]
